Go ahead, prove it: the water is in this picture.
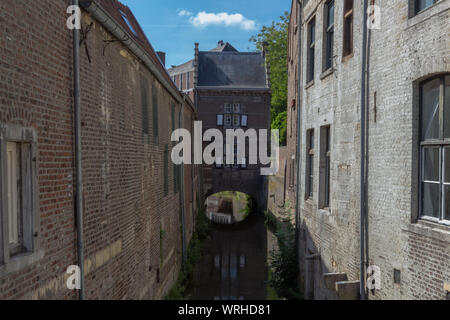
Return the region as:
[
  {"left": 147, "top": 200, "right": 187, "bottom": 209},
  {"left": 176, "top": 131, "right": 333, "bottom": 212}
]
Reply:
[{"left": 190, "top": 212, "right": 268, "bottom": 300}]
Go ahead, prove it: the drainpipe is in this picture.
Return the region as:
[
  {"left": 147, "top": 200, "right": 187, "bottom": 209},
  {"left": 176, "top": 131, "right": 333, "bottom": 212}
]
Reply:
[
  {"left": 360, "top": 0, "right": 369, "bottom": 301},
  {"left": 72, "top": 0, "right": 85, "bottom": 300},
  {"left": 295, "top": 0, "right": 303, "bottom": 238},
  {"left": 178, "top": 97, "right": 187, "bottom": 262}
]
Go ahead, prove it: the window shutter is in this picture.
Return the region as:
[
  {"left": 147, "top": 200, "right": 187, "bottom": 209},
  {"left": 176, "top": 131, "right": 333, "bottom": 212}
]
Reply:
[
  {"left": 153, "top": 84, "right": 159, "bottom": 141},
  {"left": 164, "top": 145, "right": 168, "bottom": 196},
  {"left": 217, "top": 114, "right": 224, "bottom": 126}
]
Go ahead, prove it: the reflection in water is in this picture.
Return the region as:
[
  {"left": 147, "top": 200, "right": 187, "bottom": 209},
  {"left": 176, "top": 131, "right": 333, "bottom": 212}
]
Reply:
[{"left": 191, "top": 212, "right": 267, "bottom": 300}]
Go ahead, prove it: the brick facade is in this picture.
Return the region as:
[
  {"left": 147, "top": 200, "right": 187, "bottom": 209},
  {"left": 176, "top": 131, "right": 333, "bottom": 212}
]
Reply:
[
  {"left": 0, "top": 0, "right": 201, "bottom": 300},
  {"left": 285, "top": 0, "right": 450, "bottom": 300}
]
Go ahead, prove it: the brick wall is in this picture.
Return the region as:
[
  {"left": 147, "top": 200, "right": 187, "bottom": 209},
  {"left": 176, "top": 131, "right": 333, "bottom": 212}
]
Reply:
[
  {"left": 0, "top": 0, "right": 200, "bottom": 300},
  {"left": 289, "top": 0, "right": 450, "bottom": 300}
]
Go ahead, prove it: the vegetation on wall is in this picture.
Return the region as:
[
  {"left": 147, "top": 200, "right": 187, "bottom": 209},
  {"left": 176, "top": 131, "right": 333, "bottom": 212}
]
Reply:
[
  {"left": 264, "top": 210, "right": 302, "bottom": 300},
  {"left": 165, "top": 197, "right": 211, "bottom": 300}
]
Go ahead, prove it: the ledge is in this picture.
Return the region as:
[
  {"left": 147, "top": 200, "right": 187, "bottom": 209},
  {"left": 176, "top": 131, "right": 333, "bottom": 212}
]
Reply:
[
  {"left": 402, "top": 220, "right": 450, "bottom": 243},
  {"left": 305, "top": 80, "right": 315, "bottom": 90},
  {"left": 407, "top": 1, "right": 449, "bottom": 30},
  {"left": 320, "top": 68, "right": 334, "bottom": 81}
]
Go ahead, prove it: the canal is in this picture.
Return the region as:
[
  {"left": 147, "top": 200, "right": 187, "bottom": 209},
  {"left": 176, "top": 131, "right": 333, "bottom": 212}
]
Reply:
[{"left": 190, "top": 194, "right": 268, "bottom": 300}]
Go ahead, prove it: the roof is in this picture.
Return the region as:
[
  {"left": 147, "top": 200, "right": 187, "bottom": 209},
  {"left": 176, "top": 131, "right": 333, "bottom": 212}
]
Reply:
[
  {"left": 94, "top": 0, "right": 177, "bottom": 93},
  {"left": 197, "top": 51, "right": 268, "bottom": 89},
  {"left": 209, "top": 41, "right": 238, "bottom": 52},
  {"left": 168, "top": 59, "right": 194, "bottom": 75}
]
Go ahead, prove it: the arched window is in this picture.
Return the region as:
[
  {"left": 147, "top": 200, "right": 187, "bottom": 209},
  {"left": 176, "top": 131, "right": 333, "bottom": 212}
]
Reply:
[{"left": 420, "top": 74, "right": 450, "bottom": 223}]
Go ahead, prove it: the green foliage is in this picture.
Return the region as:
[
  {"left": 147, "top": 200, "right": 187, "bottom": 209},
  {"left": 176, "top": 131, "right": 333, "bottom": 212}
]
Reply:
[
  {"left": 250, "top": 12, "right": 289, "bottom": 123},
  {"left": 271, "top": 111, "right": 287, "bottom": 146},
  {"left": 242, "top": 194, "right": 252, "bottom": 220},
  {"left": 165, "top": 200, "right": 211, "bottom": 300},
  {"left": 265, "top": 211, "right": 303, "bottom": 300}
]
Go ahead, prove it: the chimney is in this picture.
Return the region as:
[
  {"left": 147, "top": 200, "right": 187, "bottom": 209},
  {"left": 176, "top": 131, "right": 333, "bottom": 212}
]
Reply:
[
  {"left": 218, "top": 40, "right": 224, "bottom": 46},
  {"left": 157, "top": 51, "right": 166, "bottom": 67}
]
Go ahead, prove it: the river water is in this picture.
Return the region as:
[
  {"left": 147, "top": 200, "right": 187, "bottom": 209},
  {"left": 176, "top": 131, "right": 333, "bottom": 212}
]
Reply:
[{"left": 190, "top": 212, "right": 268, "bottom": 300}]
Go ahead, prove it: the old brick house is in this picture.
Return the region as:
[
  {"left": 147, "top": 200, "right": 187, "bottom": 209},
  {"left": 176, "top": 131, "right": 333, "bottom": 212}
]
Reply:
[
  {"left": 194, "top": 43, "right": 272, "bottom": 200},
  {"left": 0, "top": 0, "right": 201, "bottom": 299},
  {"left": 286, "top": 0, "right": 450, "bottom": 300}
]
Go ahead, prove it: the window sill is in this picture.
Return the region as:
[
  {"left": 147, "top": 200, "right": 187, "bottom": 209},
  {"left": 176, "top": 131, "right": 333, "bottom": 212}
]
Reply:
[
  {"left": 342, "top": 53, "right": 354, "bottom": 63},
  {"left": 320, "top": 68, "right": 334, "bottom": 81},
  {"left": 408, "top": 1, "right": 448, "bottom": 29},
  {"left": 403, "top": 219, "right": 450, "bottom": 243},
  {"left": 0, "top": 250, "right": 45, "bottom": 277},
  {"left": 305, "top": 80, "right": 315, "bottom": 90}
]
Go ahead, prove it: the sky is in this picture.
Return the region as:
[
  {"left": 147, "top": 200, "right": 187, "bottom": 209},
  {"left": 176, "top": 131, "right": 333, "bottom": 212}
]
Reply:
[{"left": 120, "top": 0, "right": 292, "bottom": 68}]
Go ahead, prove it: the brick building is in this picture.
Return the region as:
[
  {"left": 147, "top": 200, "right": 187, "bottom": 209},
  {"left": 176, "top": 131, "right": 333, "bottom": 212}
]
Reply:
[
  {"left": 194, "top": 43, "right": 272, "bottom": 200},
  {"left": 0, "top": 0, "right": 201, "bottom": 299},
  {"left": 284, "top": 0, "right": 450, "bottom": 299}
]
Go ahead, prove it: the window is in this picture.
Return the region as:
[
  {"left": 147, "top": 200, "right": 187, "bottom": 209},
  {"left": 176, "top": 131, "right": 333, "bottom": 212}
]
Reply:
[
  {"left": 225, "top": 114, "right": 232, "bottom": 126},
  {"left": 415, "top": 0, "right": 438, "bottom": 14},
  {"left": 307, "top": 18, "right": 316, "bottom": 83},
  {"left": 289, "top": 158, "right": 295, "bottom": 188},
  {"left": 233, "top": 103, "right": 241, "bottom": 113},
  {"left": 217, "top": 114, "right": 224, "bottom": 126},
  {"left": 225, "top": 103, "right": 232, "bottom": 113},
  {"left": 319, "top": 126, "right": 331, "bottom": 208},
  {"left": 233, "top": 114, "right": 240, "bottom": 127},
  {"left": 164, "top": 145, "right": 169, "bottom": 196},
  {"left": 186, "top": 72, "right": 190, "bottom": 90},
  {"left": 241, "top": 115, "right": 248, "bottom": 127},
  {"left": 141, "top": 76, "right": 149, "bottom": 135},
  {"left": 324, "top": 0, "right": 335, "bottom": 71},
  {"left": 420, "top": 75, "right": 450, "bottom": 223},
  {"left": 1, "top": 127, "right": 37, "bottom": 264},
  {"left": 180, "top": 74, "right": 184, "bottom": 91},
  {"left": 343, "top": 0, "right": 354, "bottom": 57},
  {"left": 306, "top": 129, "right": 315, "bottom": 199},
  {"left": 152, "top": 84, "right": 159, "bottom": 142},
  {"left": 119, "top": 9, "right": 138, "bottom": 37}
]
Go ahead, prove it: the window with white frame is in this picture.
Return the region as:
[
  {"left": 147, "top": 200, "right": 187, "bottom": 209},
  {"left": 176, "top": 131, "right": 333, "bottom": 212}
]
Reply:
[
  {"left": 233, "top": 114, "right": 240, "bottom": 127},
  {"left": 1, "top": 127, "right": 37, "bottom": 264},
  {"left": 225, "top": 103, "right": 232, "bottom": 114},
  {"left": 224, "top": 114, "right": 232, "bottom": 126},
  {"left": 233, "top": 103, "right": 241, "bottom": 113},
  {"left": 420, "top": 75, "right": 450, "bottom": 223}
]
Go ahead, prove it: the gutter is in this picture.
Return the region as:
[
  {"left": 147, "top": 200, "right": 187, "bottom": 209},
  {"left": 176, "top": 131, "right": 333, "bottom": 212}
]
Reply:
[
  {"left": 83, "top": 0, "right": 184, "bottom": 105},
  {"left": 178, "top": 97, "right": 187, "bottom": 262},
  {"left": 72, "top": 0, "right": 85, "bottom": 300},
  {"left": 295, "top": 0, "right": 303, "bottom": 245},
  {"left": 359, "top": 0, "right": 369, "bottom": 300}
]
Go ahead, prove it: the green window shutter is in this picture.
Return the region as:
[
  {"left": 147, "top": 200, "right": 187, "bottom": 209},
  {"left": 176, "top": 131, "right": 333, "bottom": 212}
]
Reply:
[
  {"left": 152, "top": 84, "right": 159, "bottom": 141},
  {"left": 164, "top": 144, "right": 169, "bottom": 196},
  {"left": 141, "top": 76, "right": 149, "bottom": 135}
]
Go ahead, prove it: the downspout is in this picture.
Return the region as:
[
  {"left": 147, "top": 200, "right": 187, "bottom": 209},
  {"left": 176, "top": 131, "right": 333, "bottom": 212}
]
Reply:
[
  {"left": 295, "top": 0, "right": 303, "bottom": 238},
  {"left": 360, "top": 0, "right": 369, "bottom": 301},
  {"left": 72, "top": 0, "right": 85, "bottom": 300},
  {"left": 178, "top": 97, "right": 187, "bottom": 262}
]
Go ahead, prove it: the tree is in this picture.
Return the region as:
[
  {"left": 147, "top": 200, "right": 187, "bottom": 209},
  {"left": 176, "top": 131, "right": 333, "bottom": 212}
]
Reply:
[
  {"left": 250, "top": 12, "right": 289, "bottom": 126},
  {"left": 271, "top": 111, "right": 287, "bottom": 146}
]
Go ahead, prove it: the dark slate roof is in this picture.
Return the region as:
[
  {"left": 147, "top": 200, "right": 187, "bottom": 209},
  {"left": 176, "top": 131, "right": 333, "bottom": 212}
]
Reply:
[
  {"left": 198, "top": 52, "right": 268, "bottom": 89},
  {"left": 209, "top": 41, "right": 238, "bottom": 52},
  {"left": 198, "top": 51, "right": 267, "bottom": 89}
]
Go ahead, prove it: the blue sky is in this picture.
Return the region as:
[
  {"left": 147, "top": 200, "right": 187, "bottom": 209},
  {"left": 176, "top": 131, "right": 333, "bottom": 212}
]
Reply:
[{"left": 120, "top": 0, "right": 292, "bottom": 67}]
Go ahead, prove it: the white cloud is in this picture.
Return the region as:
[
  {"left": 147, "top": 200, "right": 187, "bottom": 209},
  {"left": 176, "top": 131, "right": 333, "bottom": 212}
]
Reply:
[
  {"left": 188, "top": 11, "right": 256, "bottom": 31},
  {"left": 177, "top": 9, "right": 193, "bottom": 17}
]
